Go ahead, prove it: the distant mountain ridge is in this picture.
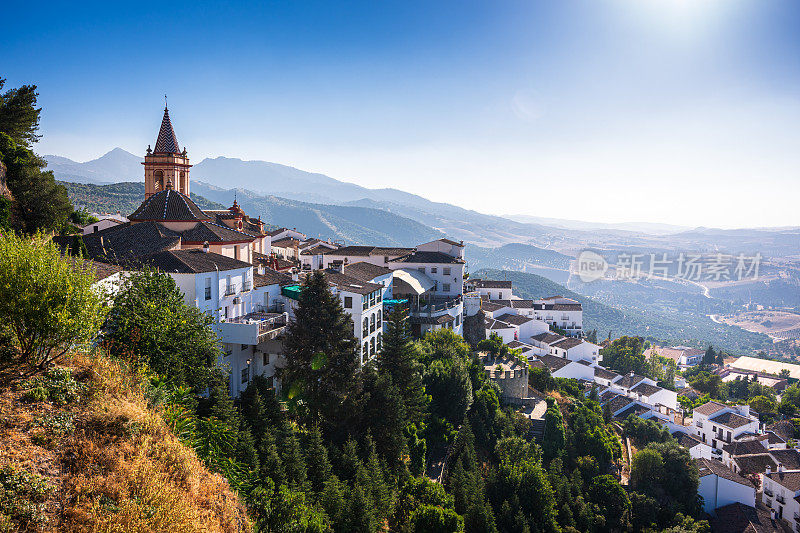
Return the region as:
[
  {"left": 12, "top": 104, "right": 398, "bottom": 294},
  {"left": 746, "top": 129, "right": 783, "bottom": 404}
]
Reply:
[{"left": 45, "top": 148, "right": 800, "bottom": 256}]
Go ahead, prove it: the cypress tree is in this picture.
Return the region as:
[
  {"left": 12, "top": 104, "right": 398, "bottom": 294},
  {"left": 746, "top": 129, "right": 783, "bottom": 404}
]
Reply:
[
  {"left": 283, "top": 271, "right": 362, "bottom": 432},
  {"left": 377, "top": 304, "right": 429, "bottom": 426}
]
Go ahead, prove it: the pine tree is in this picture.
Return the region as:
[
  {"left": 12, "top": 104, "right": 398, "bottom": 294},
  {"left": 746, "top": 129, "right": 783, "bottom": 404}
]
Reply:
[
  {"left": 279, "top": 422, "right": 307, "bottom": 487},
  {"left": 283, "top": 271, "right": 362, "bottom": 432},
  {"left": 378, "top": 304, "right": 429, "bottom": 426},
  {"left": 305, "top": 424, "right": 332, "bottom": 494},
  {"left": 258, "top": 429, "right": 286, "bottom": 487}
]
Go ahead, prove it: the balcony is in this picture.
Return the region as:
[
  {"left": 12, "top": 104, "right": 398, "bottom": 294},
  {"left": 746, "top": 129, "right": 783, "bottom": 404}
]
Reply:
[
  {"left": 224, "top": 284, "right": 237, "bottom": 296},
  {"left": 414, "top": 295, "right": 463, "bottom": 315},
  {"left": 777, "top": 495, "right": 786, "bottom": 505},
  {"left": 242, "top": 280, "right": 252, "bottom": 291},
  {"left": 764, "top": 488, "right": 774, "bottom": 497},
  {"left": 214, "top": 312, "right": 288, "bottom": 345}
]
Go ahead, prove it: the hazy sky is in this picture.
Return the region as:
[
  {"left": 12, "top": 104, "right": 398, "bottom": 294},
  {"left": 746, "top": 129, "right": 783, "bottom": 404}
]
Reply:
[{"left": 3, "top": 0, "right": 799, "bottom": 228}]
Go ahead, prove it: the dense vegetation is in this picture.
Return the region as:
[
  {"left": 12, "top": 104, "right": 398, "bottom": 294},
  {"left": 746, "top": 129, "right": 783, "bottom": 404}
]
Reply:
[{"left": 473, "top": 268, "right": 771, "bottom": 354}]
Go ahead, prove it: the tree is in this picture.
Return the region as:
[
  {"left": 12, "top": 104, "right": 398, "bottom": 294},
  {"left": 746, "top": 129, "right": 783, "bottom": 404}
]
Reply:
[
  {"left": 409, "top": 505, "right": 464, "bottom": 533},
  {"left": 103, "top": 270, "right": 223, "bottom": 391},
  {"left": 588, "top": 475, "right": 630, "bottom": 531},
  {"left": 689, "top": 371, "right": 724, "bottom": 399},
  {"left": 0, "top": 134, "right": 72, "bottom": 234},
  {"left": 542, "top": 399, "right": 566, "bottom": 462},
  {"left": 378, "top": 304, "right": 429, "bottom": 426},
  {"left": 780, "top": 369, "right": 791, "bottom": 380},
  {"left": 419, "top": 329, "right": 475, "bottom": 426},
  {"left": 702, "top": 346, "right": 717, "bottom": 367},
  {"left": 623, "top": 414, "right": 673, "bottom": 446},
  {"left": 0, "top": 78, "right": 41, "bottom": 148},
  {"left": 749, "top": 395, "right": 777, "bottom": 418},
  {"left": 282, "top": 271, "right": 362, "bottom": 432},
  {"left": 0, "top": 233, "right": 106, "bottom": 368},
  {"left": 601, "top": 336, "right": 647, "bottom": 375}
]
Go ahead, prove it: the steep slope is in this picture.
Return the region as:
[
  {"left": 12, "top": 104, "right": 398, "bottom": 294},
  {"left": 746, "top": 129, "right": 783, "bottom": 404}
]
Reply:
[
  {"left": 474, "top": 268, "right": 771, "bottom": 352},
  {"left": 0, "top": 352, "right": 249, "bottom": 532}
]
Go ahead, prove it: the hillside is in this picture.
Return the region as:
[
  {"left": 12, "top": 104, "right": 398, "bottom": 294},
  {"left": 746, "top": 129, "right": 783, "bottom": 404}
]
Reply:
[
  {"left": 62, "top": 181, "right": 225, "bottom": 215},
  {"left": 191, "top": 182, "right": 444, "bottom": 247},
  {"left": 474, "top": 268, "right": 772, "bottom": 353},
  {"left": 0, "top": 351, "right": 249, "bottom": 532}
]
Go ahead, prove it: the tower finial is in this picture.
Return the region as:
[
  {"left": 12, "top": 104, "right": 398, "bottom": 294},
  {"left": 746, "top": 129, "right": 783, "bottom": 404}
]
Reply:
[{"left": 165, "top": 94, "right": 168, "bottom": 109}]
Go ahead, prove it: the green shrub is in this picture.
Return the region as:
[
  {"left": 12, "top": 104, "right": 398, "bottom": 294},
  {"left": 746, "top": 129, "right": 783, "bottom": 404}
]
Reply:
[
  {"left": 21, "top": 367, "right": 82, "bottom": 406},
  {"left": 0, "top": 465, "right": 53, "bottom": 530}
]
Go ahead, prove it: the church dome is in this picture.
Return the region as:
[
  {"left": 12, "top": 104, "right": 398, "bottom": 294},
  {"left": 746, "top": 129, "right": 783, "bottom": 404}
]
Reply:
[{"left": 129, "top": 184, "right": 210, "bottom": 222}]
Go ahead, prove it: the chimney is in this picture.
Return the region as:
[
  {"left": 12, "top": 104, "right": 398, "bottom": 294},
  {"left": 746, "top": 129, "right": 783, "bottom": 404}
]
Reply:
[
  {"left": 258, "top": 264, "right": 264, "bottom": 275},
  {"left": 202, "top": 241, "right": 210, "bottom": 253},
  {"left": 778, "top": 463, "right": 784, "bottom": 473},
  {"left": 766, "top": 465, "right": 772, "bottom": 474}
]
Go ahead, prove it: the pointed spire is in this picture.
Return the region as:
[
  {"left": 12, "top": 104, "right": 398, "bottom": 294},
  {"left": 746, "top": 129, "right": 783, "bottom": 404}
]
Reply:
[{"left": 154, "top": 106, "right": 181, "bottom": 154}]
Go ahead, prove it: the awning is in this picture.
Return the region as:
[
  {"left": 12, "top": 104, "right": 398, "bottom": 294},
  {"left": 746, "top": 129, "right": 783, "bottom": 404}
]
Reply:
[{"left": 392, "top": 268, "right": 435, "bottom": 296}]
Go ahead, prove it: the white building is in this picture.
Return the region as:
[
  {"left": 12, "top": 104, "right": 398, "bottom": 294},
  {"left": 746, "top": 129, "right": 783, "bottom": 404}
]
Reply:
[
  {"left": 82, "top": 213, "right": 128, "bottom": 234},
  {"left": 535, "top": 355, "right": 595, "bottom": 381},
  {"left": 142, "top": 249, "right": 290, "bottom": 397},
  {"left": 697, "top": 458, "right": 756, "bottom": 516},
  {"left": 533, "top": 296, "right": 583, "bottom": 337},
  {"left": 693, "top": 401, "right": 761, "bottom": 453},
  {"left": 673, "top": 431, "right": 712, "bottom": 459},
  {"left": 549, "top": 337, "right": 602, "bottom": 365},
  {"left": 466, "top": 279, "right": 513, "bottom": 301},
  {"left": 321, "top": 245, "right": 413, "bottom": 269},
  {"left": 281, "top": 269, "right": 385, "bottom": 366},
  {"left": 762, "top": 467, "right": 800, "bottom": 527}
]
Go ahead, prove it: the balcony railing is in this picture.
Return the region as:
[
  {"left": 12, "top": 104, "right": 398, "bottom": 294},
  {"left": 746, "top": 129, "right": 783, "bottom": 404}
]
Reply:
[
  {"left": 242, "top": 281, "right": 252, "bottom": 291},
  {"left": 415, "top": 295, "right": 463, "bottom": 315},
  {"left": 227, "top": 312, "right": 288, "bottom": 338},
  {"left": 224, "top": 284, "right": 236, "bottom": 296}
]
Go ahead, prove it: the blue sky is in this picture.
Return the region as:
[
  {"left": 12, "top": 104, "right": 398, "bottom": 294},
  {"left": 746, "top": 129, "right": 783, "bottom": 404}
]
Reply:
[{"left": 3, "top": 0, "right": 799, "bottom": 228}]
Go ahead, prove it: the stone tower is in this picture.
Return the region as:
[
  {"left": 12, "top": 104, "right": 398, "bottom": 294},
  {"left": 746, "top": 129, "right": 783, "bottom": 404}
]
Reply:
[{"left": 143, "top": 107, "right": 192, "bottom": 198}]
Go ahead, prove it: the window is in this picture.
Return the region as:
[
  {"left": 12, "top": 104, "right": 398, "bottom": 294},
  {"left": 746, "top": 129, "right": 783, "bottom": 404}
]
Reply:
[
  {"left": 224, "top": 306, "right": 229, "bottom": 319},
  {"left": 241, "top": 367, "right": 249, "bottom": 384},
  {"left": 370, "top": 313, "right": 376, "bottom": 333},
  {"left": 431, "top": 267, "right": 438, "bottom": 274},
  {"left": 443, "top": 267, "right": 451, "bottom": 276},
  {"left": 370, "top": 337, "right": 376, "bottom": 355},
  {"left": 377, "top": 333, "right": 382, "bottom": 350},
  {"left": 376, "top": 309, "right": 382, "bottom": 328},
  {"left": 384, "top": 256, "right": 389, "bottom": 263},
  {"left": 363, "top": 317, "right": 369, "bottom": 337},
  {"left": 364, "top": 342, "right": 369, "bottom": 358},
  {"left": 418, "top": 267, "right": 425, "bottom": 273},
  {"left": 263, "top": 353, "right": 269, "bottom": 366},
  {"left": 443, "top": 283, "right": 451, "bottom": 292},
  {"left": 344, "top": 296, "right": 352, "bottom": 309},
  {"left": 455, "top": 314, "right": 460, "bottom": 326},
  {"left": 205, "top": 277, "right": 212, "bottom": 300}
]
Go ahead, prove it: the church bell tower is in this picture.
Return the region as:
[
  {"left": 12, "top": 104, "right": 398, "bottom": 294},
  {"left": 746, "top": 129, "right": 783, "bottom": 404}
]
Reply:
[{"left": 143, "top": 105, "right": 191, "bottom": 198}]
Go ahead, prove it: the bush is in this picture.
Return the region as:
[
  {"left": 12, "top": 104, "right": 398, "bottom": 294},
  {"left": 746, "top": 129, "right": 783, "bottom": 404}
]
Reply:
[
  {"left": 0, "top": 232, "right": 106, "bottom": 369},
  {"left": 0, "top": 465, "right": 53, "bottom": 530},
  {"left": 21, "top": 367, "right": 82, "bottom": 406}
]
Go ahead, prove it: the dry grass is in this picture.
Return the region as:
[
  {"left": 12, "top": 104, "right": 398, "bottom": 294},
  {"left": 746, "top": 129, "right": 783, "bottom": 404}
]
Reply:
[{"left": 0, "top": 351, "right": 250, "bottom": 533}]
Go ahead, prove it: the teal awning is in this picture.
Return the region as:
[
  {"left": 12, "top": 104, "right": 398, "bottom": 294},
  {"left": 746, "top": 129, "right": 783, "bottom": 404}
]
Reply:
[{"left": 281, "top": 285, "right": 302, "bottom": 300}]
